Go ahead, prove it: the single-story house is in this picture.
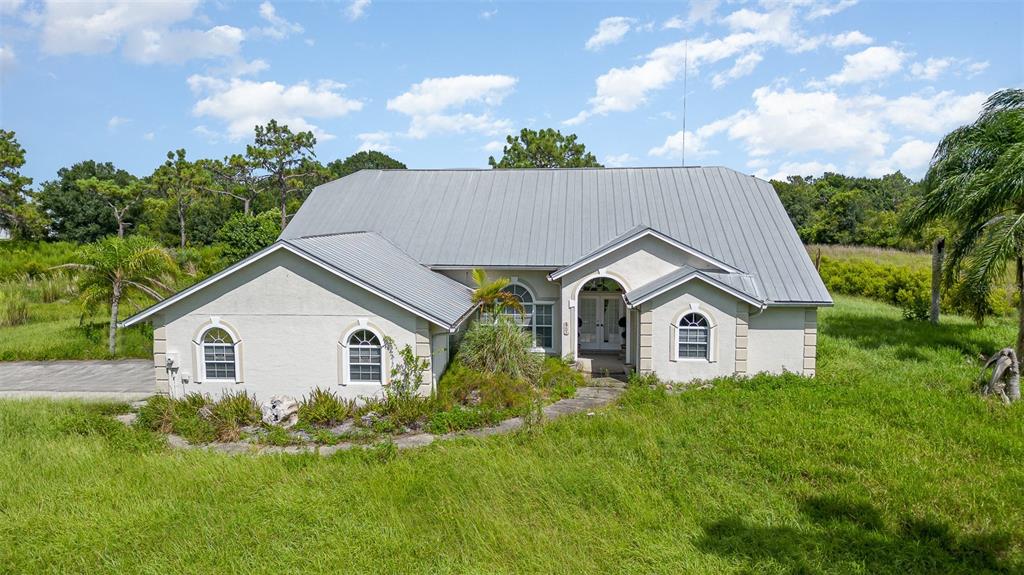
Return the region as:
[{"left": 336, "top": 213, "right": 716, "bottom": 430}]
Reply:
[{"left": 123, "top": 167, "right": 832, "bottom": 401}]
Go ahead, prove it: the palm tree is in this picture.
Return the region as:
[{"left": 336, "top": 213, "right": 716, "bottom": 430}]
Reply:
[
  {"left": 470, "top": 268, "right": 524, "bottom": 316},
  {"left": 59, "top": 235, "right": 176, "bottom": 354},
  {"left": 905, "top": 88, "right": 1024, "bottom": 354}
]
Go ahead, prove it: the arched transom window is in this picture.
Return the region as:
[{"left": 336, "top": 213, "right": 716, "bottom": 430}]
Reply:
[
  {"left": 500, "top": 283, "right": 554, "bottom": 350},
  {"left": 677, "top": 313, "right": 710, "bottom": 360},
  {"left": 348, "top": 329, "right": 382, "bottom": 383},
  {"left": 201, "top": 327, "right": 237, "bottom": 381}
]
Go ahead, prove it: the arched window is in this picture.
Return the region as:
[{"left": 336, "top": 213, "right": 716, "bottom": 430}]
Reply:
[
  {"left": 500, "top": 283, "right": 554, "bottom": 350},
  {"left": 201, "top": 327, "right": 237, "bottom": 381},
  {"left": 677, "top": 312, "right": 710, "bottom": 360},
  {"left": 348, "top": 329, "right": 383, "bottom": 383}
]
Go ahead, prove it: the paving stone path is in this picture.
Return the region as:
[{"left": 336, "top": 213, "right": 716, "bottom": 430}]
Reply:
[
  {"left": 0, "top": 360, "right": 153, "bottom": 401},
  {"left": 168, "top": 379, "right": 628, "bottom": 456}
]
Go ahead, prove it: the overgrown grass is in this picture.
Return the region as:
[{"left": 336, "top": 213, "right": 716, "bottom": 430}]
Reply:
[{"left": 0, "top": 295, "right": 1022, "bottom": 573}]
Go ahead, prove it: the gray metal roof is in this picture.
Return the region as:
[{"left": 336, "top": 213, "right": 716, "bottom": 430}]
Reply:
[
  {"left": 285, "top": 232, "right": 476, "bottom": 328},
  {"left": 624, "top": 265, "right": 763, "bottom": 307},
  {"left": 283, "top": 167, "right": 831, "bottom": 305}
]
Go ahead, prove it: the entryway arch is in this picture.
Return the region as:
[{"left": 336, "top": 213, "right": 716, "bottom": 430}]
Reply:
[{"left": 572, "top": 274, "right": 630, "bottom": 377}]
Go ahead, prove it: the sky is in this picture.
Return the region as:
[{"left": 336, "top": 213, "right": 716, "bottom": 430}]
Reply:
[{"left": 1, "top": 0, "right": 1021, "bottom": 187}]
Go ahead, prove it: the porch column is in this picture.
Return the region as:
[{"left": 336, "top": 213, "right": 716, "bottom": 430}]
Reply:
[{"left": 638, "top": 308, "right": 653, "bottom": 374}]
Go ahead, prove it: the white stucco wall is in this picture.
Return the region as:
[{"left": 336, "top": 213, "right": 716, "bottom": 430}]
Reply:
[
  {"left": 156, "top": 250, "right": 430, "bottom": 402},
  {"left": 642, "top": 281, "right": 740, "bottom": 381},
  {"left": 747, "top": 307, "right": 809, "bottom": 375}
]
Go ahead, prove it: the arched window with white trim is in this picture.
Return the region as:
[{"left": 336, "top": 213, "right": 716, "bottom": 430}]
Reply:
[
  {"left": 200, "top": 327, "right": 238, "bottom": 382},
  {"left": 677, "top": 312, "right": 711, "bottom": 360},
  {"left": 500, "top": 282, "right": 554, "bottom": 350},
  {"left": 348, "top": 329, "right": 383, "bottom": 383}
]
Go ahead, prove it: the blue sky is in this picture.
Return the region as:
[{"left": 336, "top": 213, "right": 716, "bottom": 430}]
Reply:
[{"left": 1, "top": 0, "right": 1021, "bottom": 186}]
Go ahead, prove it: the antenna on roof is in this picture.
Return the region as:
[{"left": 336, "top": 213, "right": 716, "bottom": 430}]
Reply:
[{"left": 681, "top": 38, "right": 688, "bottom": 167}]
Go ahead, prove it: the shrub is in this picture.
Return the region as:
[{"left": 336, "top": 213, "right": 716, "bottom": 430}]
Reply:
[
  {"left": 298, "top": 387, "right": 352, "bottom": 426},
  {"left": 456, "top": 316, "right": 541, "bottom": 382},
  {"left": 209, "top": 391, "right": 260, "bottom": 441},
  {"left": 136, "top": 392, "right": 256, "bottom": 444},
  {"left": 538, "top": 356, "right": 583, "bottom": 400},
  {"left": 438, "top": 362, "right": 533, "bottom": 412}
]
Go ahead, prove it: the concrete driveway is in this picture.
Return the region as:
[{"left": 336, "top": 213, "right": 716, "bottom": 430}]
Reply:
[{"left": 0, "top": 360, "right": 154, "bottom": 401}]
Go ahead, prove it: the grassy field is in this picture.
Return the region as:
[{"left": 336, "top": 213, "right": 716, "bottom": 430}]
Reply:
[
  {"left": 1, "top": 295, "right": 1022, "bottom": 573},
  {"left": 807, "top": 243, "right": 931, "bottom": 270}
]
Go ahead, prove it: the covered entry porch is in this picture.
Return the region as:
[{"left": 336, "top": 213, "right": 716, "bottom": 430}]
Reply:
[{"left": 575, "top": 277, "right": 633, "bottom": 379}]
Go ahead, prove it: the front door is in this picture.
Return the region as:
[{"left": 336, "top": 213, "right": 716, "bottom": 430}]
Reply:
[{"left": 579, "top": 295, "right": 624, "bottom": 352}]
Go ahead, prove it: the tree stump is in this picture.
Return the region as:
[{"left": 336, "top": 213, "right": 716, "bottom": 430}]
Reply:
[{"left": 979, "top": 348, "right": 1021, "bottom": 404}]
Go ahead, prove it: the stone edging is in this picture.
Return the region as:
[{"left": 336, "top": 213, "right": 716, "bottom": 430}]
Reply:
[{"left": 151, "top": 381, "right": 627, "bottom": 457}]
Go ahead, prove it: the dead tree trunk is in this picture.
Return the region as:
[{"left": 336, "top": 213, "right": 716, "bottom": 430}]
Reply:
[
  {"left": 980, "top": 348, "right": 1020, "bottom": 404},
  {"left": 930, "top": 237, "right": 944, "bottom": 325}
]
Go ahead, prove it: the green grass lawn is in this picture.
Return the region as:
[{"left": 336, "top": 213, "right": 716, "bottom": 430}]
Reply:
[{"left": 1, "top": 295, "right": 1022, "bottom": 573}]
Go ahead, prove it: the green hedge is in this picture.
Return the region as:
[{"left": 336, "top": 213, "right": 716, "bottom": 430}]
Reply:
[{"left": 817, "top": 256, "right": 1013, "bottom": 320}]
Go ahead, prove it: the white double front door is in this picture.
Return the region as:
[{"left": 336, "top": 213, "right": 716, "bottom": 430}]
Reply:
[{"left": 578, "top": 294, "right": 624, "bottom": 352}]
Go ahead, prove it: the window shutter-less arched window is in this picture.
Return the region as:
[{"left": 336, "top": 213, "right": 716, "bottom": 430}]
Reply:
[
  {"left": 348, "top": 329, "right": 383, "bottom": 383},
  {"left": 201, "top": 327, "right": 237, "bottom": 381},
  {"left": 677, "top": 313, "right": 710, "bottom": 360}
]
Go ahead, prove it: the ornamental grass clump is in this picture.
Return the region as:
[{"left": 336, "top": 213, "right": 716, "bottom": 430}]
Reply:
[
  {"left": 298, "top": 387, "right": 352, "bottom": 427},
  {"left": 457, "top": 315, "right": 542, "bottom": 382}
]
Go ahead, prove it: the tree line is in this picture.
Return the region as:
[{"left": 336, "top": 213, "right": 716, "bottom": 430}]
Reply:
[{"left": 0, "top": 122, "right": 407, "bottom": 249}]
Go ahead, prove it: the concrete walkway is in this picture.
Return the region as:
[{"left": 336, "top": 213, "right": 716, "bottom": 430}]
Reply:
[{"left": 0, "top": 360, "right": 154, "bottom": 401}]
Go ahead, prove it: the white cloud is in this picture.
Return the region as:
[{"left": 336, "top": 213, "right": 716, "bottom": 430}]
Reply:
[
  {"left": 223, "top": 58, "right": 270, "bottom": 77},
  {"left": 761, "top": 161, "right": 839, "bottom": 181},
  {"left": 819, "top": 45, "right": 907, "bottom": 86},
  {"left": 683, "top": 87, "right": 983, "bottom": 179},
  {"left": 585, "top": 17, "right": 633, "bottom": 51},
  {"left": 910, "top": 57, "right": 951, "bottom": 81},
  {"left": 966, "top": 61, "right": 990, "bottom": 77},
  {"left": 255, "top": 1, "right": 303, "bottom": 39},
  {"left": 910, "top": 57, "right": 990, "bottom": 81},
  {"left": 346, "top": 0, "right": 370, "bottom": 21},
  {"left": 604, "top": 153, "right": 637, "bottom": 167},
  {"left": 830, "top": 30, "right": 872, "bottom": 48},
  {"left": 712, "top": 52, "right": 763, "bottom": 88},
  {"left": 480, "top": 9, "right": 498, "bottom": 20},
  {"left": 38, "top": 0, "right": 244, "bottom": 64},
  {"left": 124, "top": 25, "right": 244, "bottom": 64},
  {"left": 663, "top": 0, "right": 719, "bottom": 29},
  {"left": 0, "top": 45, "right": 15, "bottom": 70},
  {"left": 881, "top": 90, "right": 986, "bottom": 133},
  {"left": 648, "top": 124, "right": 721, "bottom": 159},
  {"left": 357, "top": 131, "right": 396, "bottom": 153},
  {"left": 107, "top": 115, "right": 130, "bottom": 130},
  {"left": 889, "top": 139, "right": 935, "bottom": 172},
  {"left": 188, "top": 75, "right": 364, "bottom": 141},
  {"left": 710, "top": 87, "right": 891, "bottom": 158},
  {"left": 569, "top": 5, "right": 825, "bottom": 123},
  {"left": 483, "top": 140, "right": 505, "bottom": 153},
  {"left": 142, "top": 131, "right": 155, "bottom": 141},
  {"left": 387, "top": 74, "right": 517, "bottom": 139},
  {"left": 806, "top": 0, "right": 858, "bottom": 19}
]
